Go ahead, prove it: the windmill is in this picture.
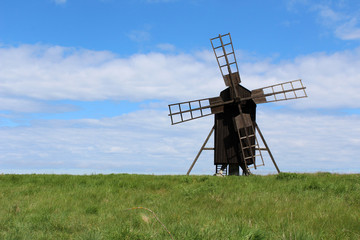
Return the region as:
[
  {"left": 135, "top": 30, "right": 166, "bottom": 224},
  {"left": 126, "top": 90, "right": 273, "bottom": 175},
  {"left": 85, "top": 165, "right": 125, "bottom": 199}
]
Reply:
[{"left": 168, "top": 33, "right": 307, "bottom": 176}]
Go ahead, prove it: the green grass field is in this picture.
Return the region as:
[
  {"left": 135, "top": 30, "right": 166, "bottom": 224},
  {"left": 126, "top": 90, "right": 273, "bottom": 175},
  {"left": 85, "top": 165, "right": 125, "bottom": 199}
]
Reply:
[{"left": 0, "top": 173, "right": 359, "bottom": 239}]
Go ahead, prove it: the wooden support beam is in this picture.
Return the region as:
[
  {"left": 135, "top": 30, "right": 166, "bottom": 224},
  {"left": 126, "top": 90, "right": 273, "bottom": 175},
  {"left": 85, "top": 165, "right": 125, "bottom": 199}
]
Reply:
[
  {"left": 187, "top": 126, "right": 215, "bottom": 175},
  {"left": 254, "top": 123, "right": 280, "bottom": 174}
]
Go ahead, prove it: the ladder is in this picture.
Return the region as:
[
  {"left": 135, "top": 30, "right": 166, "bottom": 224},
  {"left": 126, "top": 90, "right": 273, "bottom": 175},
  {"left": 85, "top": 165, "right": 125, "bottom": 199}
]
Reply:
[
  {"left": 239, "top": 123, "right": 281, "bottom": 173},
  {"left": 238, "top": 124, "right": 265, "bottom": 171}
]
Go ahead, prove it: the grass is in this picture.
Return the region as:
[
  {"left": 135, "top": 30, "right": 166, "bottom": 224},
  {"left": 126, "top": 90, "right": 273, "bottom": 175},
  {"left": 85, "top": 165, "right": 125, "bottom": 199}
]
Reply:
[{"left": 0, "top": 172, "right": 359, "bottom": 239}]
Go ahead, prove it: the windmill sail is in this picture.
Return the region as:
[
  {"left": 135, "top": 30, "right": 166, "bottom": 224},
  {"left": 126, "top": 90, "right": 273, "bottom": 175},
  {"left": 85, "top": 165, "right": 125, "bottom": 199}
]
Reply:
[
  {"left": 210, "top": 33, "right": 241, "bottom": 87},
  {"left": 251, "top": 79, "right": 307, "bottom": 104},
  {"left": 168, "top": 97, "right": 233, "bottom": 125}
]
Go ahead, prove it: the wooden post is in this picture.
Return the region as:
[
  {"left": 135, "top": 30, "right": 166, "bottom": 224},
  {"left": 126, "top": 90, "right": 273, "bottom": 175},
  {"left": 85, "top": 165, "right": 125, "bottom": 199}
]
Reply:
[
  {"left": 254, "top": 123, "right": 281, "bottom": 174},
  {"left": 187, "top": 126, "right": 215, "bottom": 175}
]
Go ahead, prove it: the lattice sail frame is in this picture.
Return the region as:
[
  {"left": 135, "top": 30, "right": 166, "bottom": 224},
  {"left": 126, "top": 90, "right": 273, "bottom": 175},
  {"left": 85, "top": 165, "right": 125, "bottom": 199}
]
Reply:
[
  {"left": 210, "top": 33, "right": 241, "bottom": 87},
  {"left": 251, "top": 79, "right": 307, "bottom": 104},
  {"left": 168, "top": 98, "right": 233, "bottom": 125},
  {"left": 168, "top": 99, "right": 213, "bottom": 125}
]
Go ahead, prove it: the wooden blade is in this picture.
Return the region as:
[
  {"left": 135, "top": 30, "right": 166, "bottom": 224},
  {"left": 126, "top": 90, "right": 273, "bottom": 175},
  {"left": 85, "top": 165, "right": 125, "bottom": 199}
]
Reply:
[
  {"left": 168, "top": 97, "right": 233, "bottom": 125},
  {"left": 210, "top": 33, "right": 241, "bottom": 87},
  {"left": 251, "top": 79, "right": 307, "bottom": 104}
]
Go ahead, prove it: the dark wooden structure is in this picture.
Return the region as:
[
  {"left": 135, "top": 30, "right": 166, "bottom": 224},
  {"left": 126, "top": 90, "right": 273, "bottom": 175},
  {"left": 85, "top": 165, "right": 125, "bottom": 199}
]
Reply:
[
  {"left": 168, "top": 33, "right": 307, "bottom": 176},
  {"left": 213, "top": 85, "right": 256, "bottom": 175}
]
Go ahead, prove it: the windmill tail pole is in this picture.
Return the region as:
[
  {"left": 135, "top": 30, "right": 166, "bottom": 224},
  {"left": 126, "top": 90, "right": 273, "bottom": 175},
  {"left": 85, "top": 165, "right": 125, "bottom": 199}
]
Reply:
[
  {"left": 254, "top": 123, "right": 281, "bottom": 174},
  {"left": 187, "top": 126, "right": 215, "bottom": 175}
]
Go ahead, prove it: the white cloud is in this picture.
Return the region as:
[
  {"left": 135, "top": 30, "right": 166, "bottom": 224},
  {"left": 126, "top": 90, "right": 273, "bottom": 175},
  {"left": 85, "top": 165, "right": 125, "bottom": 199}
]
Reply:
[
  {"left": 335, "top": 18, "right": 360, "bottom": 40},
  {"left": 156, "top": 43, "right": 176, "bottom": 51},
  {"left": 314, "top": 4, "right": 360, "bottom": 40},
  {"left": 53, "top": 0, "right": 67, "bottom": 5},
  {"left": 292, "top": 1, "right": 360, "bottom": 40},
  {"left": 0, "top": 109, "right": 211, "bottom": 173},
  {"left": 241, "top": 48, "right": 360, "bottom": 109},
  {"left": 0, "top": 108, "right": 359, "bottom": 174},
  {"left": 0, "top": 97, "right": 77, "bottom": 113},
  {"left": 256, "top": 110, "right": 360, "bottom": 173},
  {"left": 0, "top": 44, "right": 221, "bottom": 106},
  {"left": 314, "top": 5, "right": 342, "bottom": 23},
  {"left": 127, "top": 25, "right": 153, "bottom": 43},
  {"left": 1, "top": 43, "right": 360, "bottom": 113},
  {"left": 286, "top": 0, "right": 310, "bottom": 11},
  {"left": 128, "top": 30, "right": 151, "bottom": 42},
  {"left": 1, "top": 43, "right": 360, "bottom": 174}
]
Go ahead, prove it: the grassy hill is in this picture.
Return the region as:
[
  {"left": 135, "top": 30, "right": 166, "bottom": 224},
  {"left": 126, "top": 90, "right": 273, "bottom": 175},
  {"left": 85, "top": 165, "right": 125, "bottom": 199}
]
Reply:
[{"left": 0, "top": 173, "right": 359, "bottom": 239}]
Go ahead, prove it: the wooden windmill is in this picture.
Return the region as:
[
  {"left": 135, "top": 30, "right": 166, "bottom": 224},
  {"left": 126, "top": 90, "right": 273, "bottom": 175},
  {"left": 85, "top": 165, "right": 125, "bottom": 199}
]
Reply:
[{"left": 168, "top": 33, "right": 307, "bottom": 176}]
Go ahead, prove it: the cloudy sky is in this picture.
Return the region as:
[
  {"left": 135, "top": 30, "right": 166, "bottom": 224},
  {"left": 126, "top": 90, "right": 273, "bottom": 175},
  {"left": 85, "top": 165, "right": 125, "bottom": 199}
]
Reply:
[{"left": 1, "top": 0, "right": 360, "bottom": 175}]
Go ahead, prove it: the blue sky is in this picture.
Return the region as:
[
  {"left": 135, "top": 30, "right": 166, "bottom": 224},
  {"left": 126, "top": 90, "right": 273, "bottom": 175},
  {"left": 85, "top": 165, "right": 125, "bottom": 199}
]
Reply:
[
  {"left": 1, "top": 0, "right": 360, "bottom": 174},
  {"left": 2, "top": 0, "right": 359, "bottom": 57}
]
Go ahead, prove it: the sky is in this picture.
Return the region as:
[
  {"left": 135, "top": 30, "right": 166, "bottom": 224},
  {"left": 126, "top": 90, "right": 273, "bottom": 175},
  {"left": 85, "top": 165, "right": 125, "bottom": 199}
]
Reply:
[{"left": 0, "top": 0, "right": 360, "bottom": 175}]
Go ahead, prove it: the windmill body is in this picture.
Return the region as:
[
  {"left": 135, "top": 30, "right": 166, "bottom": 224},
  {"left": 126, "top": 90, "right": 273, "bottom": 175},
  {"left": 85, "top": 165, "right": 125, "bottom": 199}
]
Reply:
[
  {"left": 213, "top": 85, "right": 256, "bottom": 175},
  {"left": 168, "top": 33, "right": 307, "bottom": 176}
]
